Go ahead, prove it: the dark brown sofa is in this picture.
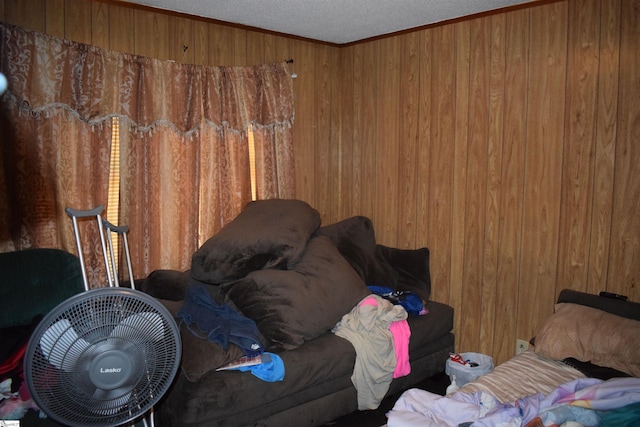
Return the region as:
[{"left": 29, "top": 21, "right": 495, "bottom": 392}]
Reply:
[{"left": 142, "top": 200, "right": 455, "bottom": 427}]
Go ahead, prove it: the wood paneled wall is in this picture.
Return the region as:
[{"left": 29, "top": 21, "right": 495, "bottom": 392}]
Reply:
[
  {"left": 2, "top": 0, "right": 638, "bottom": 365},
  {"left": 334, "top": 0, "right": 640, "bottom": 365}
]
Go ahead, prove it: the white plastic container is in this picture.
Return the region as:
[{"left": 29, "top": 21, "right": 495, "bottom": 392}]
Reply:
[{"left": 445, "top": 352, "right": 494, "bottom": 387}]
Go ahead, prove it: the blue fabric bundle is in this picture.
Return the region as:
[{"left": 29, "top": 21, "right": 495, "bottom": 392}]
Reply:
[
  {"left": 367, "top": 285, "right": 424, "bottom": 316},
  {"left": 177, "top": 284, "right": 264, "bottom": 356}
]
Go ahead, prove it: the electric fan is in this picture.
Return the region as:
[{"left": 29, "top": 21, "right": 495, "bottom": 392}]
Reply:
[{"left": 23, "top": 286, "right": 181, "bottom": 427}]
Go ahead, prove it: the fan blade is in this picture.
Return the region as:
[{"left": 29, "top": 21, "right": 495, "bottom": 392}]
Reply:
[
  {"left": 40, "top": 318, "right": 91, "bottom": 371},
  {"left": 110, "top": 312, "right": 165, "bottom": 342},
  {"left": 91, "top": 387, "right": 132, "bottom": 416}
]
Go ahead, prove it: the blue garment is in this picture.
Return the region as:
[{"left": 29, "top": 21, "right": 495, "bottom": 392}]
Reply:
[
  {"left": 598, "top": 401, "right": 640, "bottom": 427},
  {"left": 225, "top": 352, "right": 285, "bottom": 382},
  {"left": 177, "top": 284, "right": 264, "bottom": 357},
  {"left": 367, "top": 285, "right": 424, "bottom": 316}
]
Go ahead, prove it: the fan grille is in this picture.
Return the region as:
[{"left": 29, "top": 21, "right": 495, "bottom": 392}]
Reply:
[{"left": 25, "top": 288, "right": 181, "bottom": 427}]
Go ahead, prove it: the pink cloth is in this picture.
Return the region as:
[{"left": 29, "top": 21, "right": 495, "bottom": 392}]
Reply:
[
  {"left": 359, "top": 296, "right": 379, "bottom": 307},
  {"left": 390, "top": 319, "right": 411, "bottom": 378},
  {"left": 359, "top": 295, "right": 411, "bottom": 378}
]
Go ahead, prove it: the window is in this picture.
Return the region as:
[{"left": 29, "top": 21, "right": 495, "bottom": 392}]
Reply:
[
  {"left": 106, "top": 117, "right": 121, "bottom": 271},
  {"left": 248, "top": 124, "right": 257, "bottom": 201}
]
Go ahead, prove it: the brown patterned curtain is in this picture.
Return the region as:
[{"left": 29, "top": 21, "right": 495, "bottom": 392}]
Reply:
[{"left": 0, "top": 23, "right": 295, "bottom": 285}]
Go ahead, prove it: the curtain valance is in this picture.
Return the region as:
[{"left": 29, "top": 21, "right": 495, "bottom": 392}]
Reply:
[{"left": 0, "top": 23, "right": 294, "bottom": 135}]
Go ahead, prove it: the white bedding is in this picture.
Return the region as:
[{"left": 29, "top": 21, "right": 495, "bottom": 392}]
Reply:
[
  {"left": 385, "top": 350, "right": 586, "bottom": 427},
  {"left": 454, "top": 349, "right": 585, "bottom": 403},
  {"left": 387, "top": 375, "right": 640, "bottom": 427}
]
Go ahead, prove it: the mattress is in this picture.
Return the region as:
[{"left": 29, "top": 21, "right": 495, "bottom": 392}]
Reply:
[{"left": 455, "top": 349, "right": 585, "bottom": 403}]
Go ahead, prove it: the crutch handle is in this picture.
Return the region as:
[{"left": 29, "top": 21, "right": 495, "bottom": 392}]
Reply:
[
  {"left": 102, "top": 220, "right": 129, "bottom": 234},
  {"left": 65, "top": 206, "right": 104, "bottom": 218},
  {"left": 65, "top": 205, "right": 108, "bottom": 291}
]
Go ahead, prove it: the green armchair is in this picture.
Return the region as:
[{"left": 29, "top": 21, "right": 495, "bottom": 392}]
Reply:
[
  {"left": 0, "top": 248, "right": 85, "bottom": 330},
  {"left": 0, "top": 248, "right": 85, "bottom": 423}
]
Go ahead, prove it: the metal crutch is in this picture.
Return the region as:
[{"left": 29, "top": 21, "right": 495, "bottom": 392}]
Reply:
[
  {"left": 65, "top": 206, "right": 113, "bottom": 291},
  {"left": 67, "top": 208, "right": 154, "bottom": 427},
  {"left": 102, "top": 220, "right": 135, "bottom": 289}
]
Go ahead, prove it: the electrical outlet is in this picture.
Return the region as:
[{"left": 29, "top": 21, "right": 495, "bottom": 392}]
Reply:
[{"left": 515, "top": 339, "right": 529, "bottom": 355}]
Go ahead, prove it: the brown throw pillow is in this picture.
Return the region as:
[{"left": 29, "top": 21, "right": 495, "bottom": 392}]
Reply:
[
  {"left": 221, "top": 236, "right": 371, "bottom": 351},
  {"left": 316, "top": 216, "right": 432, "bottom": 302},
  {"left": 191, "top": 199, "right": 321, "bottom": 284},
  {"left": 534, "top": 303, "right": 640, "bottom": 377},
  {"left": 316, "top": 216, "right": 395, "bottom": 284}
]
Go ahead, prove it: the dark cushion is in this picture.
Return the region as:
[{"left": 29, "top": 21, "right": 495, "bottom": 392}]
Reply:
[
  {"left": 191, "top": 199, "right": 321, "bottom": 284},
  {"left": 141, "top": 269, "right": 192, "bottom": 301},
  {"left": 374, "top": 245, "right": 431, "bottom": 302},
  {"left": 221, "top": 236, "right": 371, "bottom": 351},
  {"left": 557, "top": 288, "right": 640, "bottom": 321},
  {"left": 315, "top": 216, "right": 395, "bottom": 283},
  {"left": 316, "top": 216, "right": 431, "bottom": 302}
]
